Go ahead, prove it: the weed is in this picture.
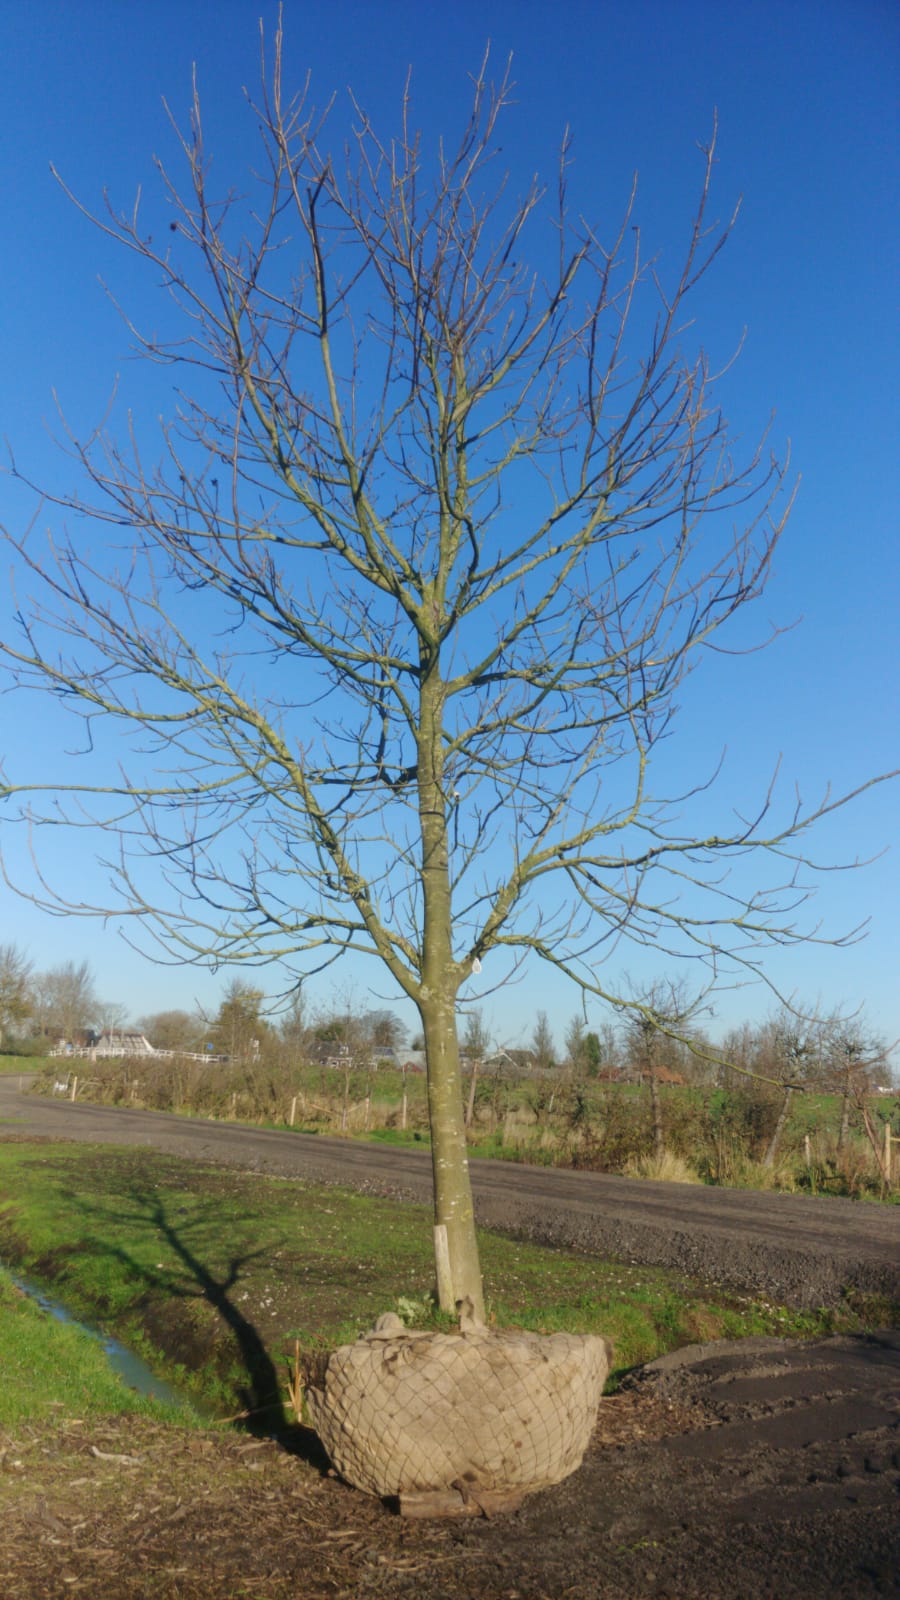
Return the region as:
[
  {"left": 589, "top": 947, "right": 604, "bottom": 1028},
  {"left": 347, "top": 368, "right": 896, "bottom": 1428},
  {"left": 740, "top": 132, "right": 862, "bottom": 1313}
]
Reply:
[{"left": 624, "top": 1150, "right": 702, "bottom": 1184}]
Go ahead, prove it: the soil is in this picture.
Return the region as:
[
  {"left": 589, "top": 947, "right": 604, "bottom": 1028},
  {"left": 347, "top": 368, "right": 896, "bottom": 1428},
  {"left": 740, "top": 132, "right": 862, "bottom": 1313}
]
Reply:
[{"left": 1, "top": 1332, "right": 897, "bottom": 1599}]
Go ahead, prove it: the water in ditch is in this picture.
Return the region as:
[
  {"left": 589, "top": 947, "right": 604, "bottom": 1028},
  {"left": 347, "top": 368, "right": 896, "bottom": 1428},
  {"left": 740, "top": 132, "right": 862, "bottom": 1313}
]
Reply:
[{"left": 5, "top": 1264, "right": 199, "bottom": 1413}]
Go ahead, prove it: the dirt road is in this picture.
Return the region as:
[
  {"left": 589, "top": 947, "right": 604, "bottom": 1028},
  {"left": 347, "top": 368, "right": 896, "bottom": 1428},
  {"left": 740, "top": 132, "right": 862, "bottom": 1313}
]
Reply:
[{"left": 2, "top": 1075, "right": 897, "bottom": 1308}]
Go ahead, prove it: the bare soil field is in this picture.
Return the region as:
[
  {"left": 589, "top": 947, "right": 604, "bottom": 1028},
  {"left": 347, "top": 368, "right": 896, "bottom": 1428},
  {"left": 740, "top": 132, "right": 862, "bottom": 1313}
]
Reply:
[{"left": 1, "top": 1332, "right": 898, "bottom": 1599}]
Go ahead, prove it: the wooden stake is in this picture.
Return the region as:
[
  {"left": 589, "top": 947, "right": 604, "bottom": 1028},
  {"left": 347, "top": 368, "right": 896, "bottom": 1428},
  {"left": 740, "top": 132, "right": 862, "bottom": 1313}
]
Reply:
[{"left": 434, "top": 1223, "right": 454, "bottom": 1311}]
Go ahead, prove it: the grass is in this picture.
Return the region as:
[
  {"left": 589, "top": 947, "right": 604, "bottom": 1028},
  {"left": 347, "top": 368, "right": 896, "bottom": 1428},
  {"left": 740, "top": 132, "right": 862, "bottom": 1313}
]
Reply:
[
  {"left": 0, "top": 1266, "right": 195, "bottom": 1427},
  {"left": 0, "top": 1053, "right": 50, "bottom": 1075},
  {"left": 0, "top": 1139, "right": 890, "bottom": 1424}
]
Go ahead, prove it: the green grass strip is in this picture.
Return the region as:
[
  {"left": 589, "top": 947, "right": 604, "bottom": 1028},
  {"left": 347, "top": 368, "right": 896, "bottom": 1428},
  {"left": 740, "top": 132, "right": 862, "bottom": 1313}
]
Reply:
[
  {"left": 0, "top": 1267, "right": 195, "bottom": 1427},
  {"left": 0, "top": 1140, "right": 888, "bottom": 1420}
]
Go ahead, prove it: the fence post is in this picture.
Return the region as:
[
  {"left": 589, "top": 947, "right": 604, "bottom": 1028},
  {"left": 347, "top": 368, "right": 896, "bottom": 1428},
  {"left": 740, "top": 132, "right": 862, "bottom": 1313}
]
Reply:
[
  {"left": 289, "top": 1094, "right": 298, "bottom": 1128},
  {"left": 884, "top": 1123, "right": 893, "bottom": 1184},
  {"left": 69, "top": 1075, "right": 78, "bottom": 1102}
]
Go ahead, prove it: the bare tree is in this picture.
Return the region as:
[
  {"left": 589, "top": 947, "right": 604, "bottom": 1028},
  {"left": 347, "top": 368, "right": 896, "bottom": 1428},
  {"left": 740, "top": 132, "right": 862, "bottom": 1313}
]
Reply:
[
  {"left": 138, "top": 1008, "right": 205, "bottom": 1054},
  {"left": 824, "top": 1021, "right": 890, "bottom": 1153},
  {"left": 310, "top": 1005, "right": 374, "bottom": 1131},
  {"left": 0, "top": 32, "right": 892, "bottom": 1317},
  {"left": 462, "top": 1008, "right": 491, "bottom": 1129},
  {"left": 368, "top": 1009, "right": 407, "bottom": 1053},
  {"left": 623, "top": 981, "right": 699, "bottom": 1158},
  {"left": 756, "top": 1012, "right": 820, "bottom": 1168},
  {"left": 96, "top": 1000, "right": 131, "bottom": 1034},
  {"left": 32, "top": 961, "right": 98, "bottom": 1046}
]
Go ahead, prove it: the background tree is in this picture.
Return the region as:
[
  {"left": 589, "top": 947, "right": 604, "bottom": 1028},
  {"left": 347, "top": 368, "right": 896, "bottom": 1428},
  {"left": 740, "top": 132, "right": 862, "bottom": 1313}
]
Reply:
[
  {"left": 138, "top": 1008, "right": 205, "bottom": 1054},
  {"left": 623, "top": 982, "right": 697, "bottom": 1159},
  {"left": 824, "top": 1021, "right": 889, "bottom": 1153},
  {"left": 368, "top": 1010, "right": 407, "bottom": 1054},
  {"left": 564, "top": 1015, "right": 588, "bottom": 1077},
  {"left": 309, "top": 1004, "right": 376, "bottom": 1131},
  {"left": 210, "top": 980, "right": 268, "bottom": 1065},
  {"left": 583, "top": 1031, "right": 603, "bottom": 1079},
  {"left": 96, "top": 1000, "right": 130, "bottom": 1035},
  {"left": 531, "top": 1012, "right": 557, "bottom": 1075},
  {"left": 278, "top": 991, "right": 309, "bottom": 1062},
  {"left": 756, "top": 1012, "right": 820, "bottom": 1169},
  {"left": 0, "top": 34, "right": 891, "bottom": 1316},
  {"left": 461, "top": 1008, "right": 491, "bottom": 1129},
  {"left": 0, "top": 943, "right": 33, "bottom": 1046},
  {"left": 32, "top": 961, "right": 98, "bottom": 1046}
]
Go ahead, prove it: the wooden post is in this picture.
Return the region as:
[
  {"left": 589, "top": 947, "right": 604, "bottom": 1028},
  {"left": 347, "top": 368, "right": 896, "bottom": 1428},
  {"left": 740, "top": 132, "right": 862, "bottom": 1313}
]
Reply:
[
  {"left": 884, "top": 1123, "right": 893, "bottom": 1184},
  {"left": 70, "top": 1076, "right": 78, "bottom": 1101},
  {"left": 804, "top": 1133, "right": 811, "bottom": 1171},
  {"left": 434, "top": 1223, "right": 454, "bottom": 1311},
  {"left": 289, "top": 1095, "right": 298, "bottom": 1128}
]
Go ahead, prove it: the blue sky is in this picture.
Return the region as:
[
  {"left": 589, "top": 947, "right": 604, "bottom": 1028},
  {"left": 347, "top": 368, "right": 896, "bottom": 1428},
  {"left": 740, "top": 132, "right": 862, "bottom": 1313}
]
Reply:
[{"left": 1, "top": 0, "right": 897, "bottom": 1050}]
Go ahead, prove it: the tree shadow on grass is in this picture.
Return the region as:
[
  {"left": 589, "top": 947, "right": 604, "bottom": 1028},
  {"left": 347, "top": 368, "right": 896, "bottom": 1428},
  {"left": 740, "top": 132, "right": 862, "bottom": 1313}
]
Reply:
[{"left": 50, "top": 1177, "right": 330, "bottom": 1470}]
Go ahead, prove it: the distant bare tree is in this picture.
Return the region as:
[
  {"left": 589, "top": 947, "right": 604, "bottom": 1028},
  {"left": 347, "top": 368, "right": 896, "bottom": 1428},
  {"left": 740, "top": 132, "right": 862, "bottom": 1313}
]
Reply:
[
  {"left": 368, "top": 1010, "right": 407, "bottom": 1053},
  {"left": 138, "top": 1008, "right": 205, "bottom": 1054},
  {"left": 96, "top": 1000, "right": 130, "bottom": 1035},
  {"left": 757, "top": 1012, "right": 820, "bottom": 1168},
  {"left": 623, "top": 981, "right": 698, "bottom": 1158},
  {"left": 277, "top": 991, "right": 309, "bottom": 1064},
  {"left": 32, "top": 961, "right": 98, "bottom": 1045},
  {"left": 824, "top": 1021, "right": 891, "bottom": 1153},
  {"left": 462, "top": 1008, "right": 491, "bottom": 1128}
]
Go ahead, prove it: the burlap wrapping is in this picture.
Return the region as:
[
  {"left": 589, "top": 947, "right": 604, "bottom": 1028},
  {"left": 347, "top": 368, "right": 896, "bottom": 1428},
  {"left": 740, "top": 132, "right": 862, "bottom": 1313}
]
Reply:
[{"left": 305, "top": 1312, "right": 611, "bottom": 1499}]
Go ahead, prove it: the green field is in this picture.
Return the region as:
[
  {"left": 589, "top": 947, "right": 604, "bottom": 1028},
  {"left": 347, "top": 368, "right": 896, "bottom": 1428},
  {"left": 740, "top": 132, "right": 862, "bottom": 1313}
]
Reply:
[
  {"left": 1, "top": 1140, "right": 885, "bottom": 1424},
  {"left": 0, "top": 1054, "right": 51, "bottom": 1075}
]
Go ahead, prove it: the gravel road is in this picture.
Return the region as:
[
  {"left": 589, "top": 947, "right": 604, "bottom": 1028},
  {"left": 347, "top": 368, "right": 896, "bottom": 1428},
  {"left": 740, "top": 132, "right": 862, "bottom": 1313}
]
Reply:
[{"left": 2, "top": 1075, "right": 897, "bottom": 1309}]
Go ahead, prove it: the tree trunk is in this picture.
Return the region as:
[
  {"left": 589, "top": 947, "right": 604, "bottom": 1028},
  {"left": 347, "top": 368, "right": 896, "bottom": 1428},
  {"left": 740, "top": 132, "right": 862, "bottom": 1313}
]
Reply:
[
  {"left": 838, "top": 1069, "right": 852, "bottom": 1152},
  {"left": 420, "top": 996, "right": 484, "bottom": 1321},
  {"left": 465, "top": 1057, "right": 480, "bottom": 1129},
  {"left": 417, "top": 663, "right": 484, "bottom": 1322},
  {"left": 763, "top": 1085, "right": 793, "bottom": 1168},
  {"left": 649, "top": 1065, "right": 664, "bottom": 1159}
]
